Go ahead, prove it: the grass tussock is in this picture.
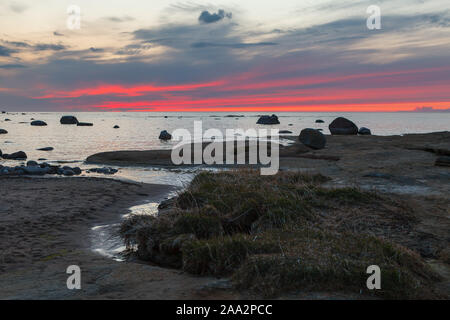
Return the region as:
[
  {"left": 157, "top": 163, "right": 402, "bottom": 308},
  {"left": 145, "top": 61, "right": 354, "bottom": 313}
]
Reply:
[{"left": 120, "top": 169, "right": 443, "bottom": 299}]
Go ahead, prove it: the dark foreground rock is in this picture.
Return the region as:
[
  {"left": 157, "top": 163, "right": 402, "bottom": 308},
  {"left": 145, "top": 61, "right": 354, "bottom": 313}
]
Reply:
[
  {"left": 257, "top": 114, "right": 280, "bottom": 125},
  {"left": 0, "top": 129, "right": 7, "bottom": 134},
  {"left": 299, "top": 128, "right": 326, "bottom": 150},
  {"left": 60, "top": 115, "right": 79, "bottom": 125},
  {"left": 31, "top": 120, "right": 47, "bottom": 126},
  {"left": 159, "top": 130, "right": 172, "bottom": 140},
  {"left": 358, "top": 127, "right": 372, "bottom": 135},
  {"left": 329, "top": 117, "right": 358, "bottom": 135}
]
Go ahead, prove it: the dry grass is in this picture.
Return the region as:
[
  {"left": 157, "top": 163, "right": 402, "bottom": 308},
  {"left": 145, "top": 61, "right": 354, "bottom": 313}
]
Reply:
[{"left": 120, "top": 169, "right": 444, "bottom": 299}]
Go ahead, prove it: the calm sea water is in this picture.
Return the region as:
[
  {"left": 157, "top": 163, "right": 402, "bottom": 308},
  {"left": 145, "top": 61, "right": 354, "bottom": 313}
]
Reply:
[{"left": 1, "top": 112, "right": 449, "bottom": 184}]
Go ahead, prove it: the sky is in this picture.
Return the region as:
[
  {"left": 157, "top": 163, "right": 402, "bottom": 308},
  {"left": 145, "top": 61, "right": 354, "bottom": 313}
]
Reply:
[{"left": 0, "top": 0, "right": 449, "bottom": 112}]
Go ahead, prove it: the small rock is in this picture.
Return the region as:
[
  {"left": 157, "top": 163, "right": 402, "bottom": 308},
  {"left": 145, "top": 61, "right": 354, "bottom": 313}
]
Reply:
[
  {"left": 26, "top": 160, "right": 38, "bottom": 167},
  {"left": 113, "top": 125, "right": 120, "bottom": 129},
  {"left": 63, "top": 169, "right": 75, "bottom": 176},
  {"left": 5, "top": 119, "right": 11, "bottom": 121},
  {"left": 329, "top": 117, "right": 358, "bottom": 135},
  {"left": 30, "top": 120, "right": 47, "bottom": 126},
  {"left": 279, "top": 130, "right": 293, "bottom": 134},
  {"left": 358, "top": 127, "right": 372, "bottom": 135},
  {"left": 0, "top": 129, "right": 7, "bottom": 134},
  {"left": 315, "top": 119, "right": 325, "bottom": 123},
  {"left": 37, "top": 147, "right": 54, "bottom": 151},
  {"left": 77, "top": 122, "right": 93, "bottom": 127},
  {"left": 60, "top": 115, "right": 79, "bottom": 125},
  {"left": 299, "top": 128, "right": 326, "bottom": 150},
  {"left": 159, "top": 130, "right": 172, "bottom": 140},
  {"left": 257, "top": 114, "right": 280, "bottom": 125}
]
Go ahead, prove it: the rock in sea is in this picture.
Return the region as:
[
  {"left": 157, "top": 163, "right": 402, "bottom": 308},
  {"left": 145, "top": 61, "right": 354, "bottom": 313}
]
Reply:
[
  {"left": 30, "top": 120, "right": 47, "bottom": 126},
  {"left": 37, "top": 147, "right": 54, "bottom": 151},
  {"left": 299, "top": 128, "right": 326, "bottom": 150},
  {"left": 257, "top": 114, "right": 280, "bottom": 125},
  {"left": 60, "top": 115, "right": 79, "bottom": 125},
  {"left": 358, "top": 127, "right": 372, "bottom": 135},
  {"left": 159, "top": 130, "right": 172, "bottom": 140},
  {"left": 329, "top": 117, "right": 358, "bottom": 135},
  {"left": 2, "top": 151, "right": 27, "bottom": 160},
  {"left": 315, "top": 119, "right": 325, "bottom": 123},
  {"left": 113, "top": 125, "right": 120, "bottom": 129}
]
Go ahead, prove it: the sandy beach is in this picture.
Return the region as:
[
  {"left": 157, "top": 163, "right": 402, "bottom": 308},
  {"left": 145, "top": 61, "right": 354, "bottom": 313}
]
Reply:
[{"left": 0, "top": 177, "right": 237, "bottom": 299}]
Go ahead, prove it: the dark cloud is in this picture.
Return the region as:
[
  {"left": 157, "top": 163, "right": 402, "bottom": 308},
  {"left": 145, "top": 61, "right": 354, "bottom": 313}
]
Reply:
[
  {"left": 0, "top": 45, "right": 17, "bottom": 56},
  {"left": 105, "top": 16, "right": 135, "bottom": 23},
  {"left": 89, "top": 47, "right": 104, "bottom": 53},
  {"left": 34, "top": 44, "right": 67, "bottom": 51},
  {"left": 2, "top": 40, "right": 30, "bottom": 48},
  {"left": 0, "top": 64, "right": 26, "bottom": 69},
  {"left": 191, "top": 42, "right": 277, "bottom": 49},
  {"left": 198, "top": 9, "right": 232, "bottom": 24}
]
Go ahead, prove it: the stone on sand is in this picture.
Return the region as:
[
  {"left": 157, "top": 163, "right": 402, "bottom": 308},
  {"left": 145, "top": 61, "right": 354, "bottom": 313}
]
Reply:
[{"left": 299, "top": 128, "right": 326, "bottom": 150}]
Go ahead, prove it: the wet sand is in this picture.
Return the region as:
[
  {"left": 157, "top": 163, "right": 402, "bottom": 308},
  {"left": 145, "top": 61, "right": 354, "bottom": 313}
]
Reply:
[{"left": 0, "top": 177, "right": 235, "bottom": 299}]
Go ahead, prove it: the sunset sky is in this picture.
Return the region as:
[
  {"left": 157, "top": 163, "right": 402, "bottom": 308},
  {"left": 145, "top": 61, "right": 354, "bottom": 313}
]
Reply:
[{"left": 0, "top": 0, "right": 449, "bottom": 112}]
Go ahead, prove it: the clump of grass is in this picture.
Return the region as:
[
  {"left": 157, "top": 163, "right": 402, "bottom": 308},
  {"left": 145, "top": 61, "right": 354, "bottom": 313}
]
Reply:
[
  {"left": 120, "top": 169, "right": 444, "bottom": 299},
  {"left": 232, "top": 227, "right": 440, "bottom": 299}
]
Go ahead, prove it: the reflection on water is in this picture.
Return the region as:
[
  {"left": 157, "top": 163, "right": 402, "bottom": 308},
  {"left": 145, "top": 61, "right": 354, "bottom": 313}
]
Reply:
[{"left": 91, "top": 223, "right": 126, "bottom": 262}]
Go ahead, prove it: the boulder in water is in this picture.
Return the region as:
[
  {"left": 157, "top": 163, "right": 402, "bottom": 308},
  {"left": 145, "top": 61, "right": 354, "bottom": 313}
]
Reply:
[
  {"left": 329, "top": 117, "right": 358, "bottom": 135},
  {"left": 60, "top": 115, "right": 79, "bottom": 125},
  {"left": 31, "top": 120, "right": 47, "bottom": 126},
  {"left": 257, "top": 114, "right": 280, "bottom": 125},
  {"left": 299, "top": 128, "right": 326, "bottom": 150},
  {"left": 77, "top": 122, "right": 93, "bottom": 127},
  {"left": 2, "top": 151, "right": 27, "bottom": 160},
  {"left": 358, "top": 127, "right": 372, "bottom": 135},
  {"left": 159, "top": 130, "right": 172, "bottom": 140}
]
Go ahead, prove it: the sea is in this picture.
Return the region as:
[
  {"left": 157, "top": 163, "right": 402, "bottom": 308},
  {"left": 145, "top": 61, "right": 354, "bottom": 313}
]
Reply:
[{"left": 1, "top": 111, "right": 449, "bottom": 185}]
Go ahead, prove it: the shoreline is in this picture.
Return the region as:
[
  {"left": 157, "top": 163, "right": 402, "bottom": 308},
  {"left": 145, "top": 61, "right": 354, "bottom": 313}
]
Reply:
[{"left": 0, "top": 177, "right": 236, "bottom": 299}]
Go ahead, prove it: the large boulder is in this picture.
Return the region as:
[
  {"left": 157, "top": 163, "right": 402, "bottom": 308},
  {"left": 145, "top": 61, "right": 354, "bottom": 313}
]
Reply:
[
  {"left": 299, "top": 128, "right": 326, "bottom": 150},
  {"left": 159, "top": 130, "right": 172, "bottom": 140},
  {"left": 3, "top": 151, "right": 27, "bottom": 160},
  {"left": 77, "top": 122, "right": 93, "bottom": 127},
  {"left": 257, "top": 114, "right": 280, "bottom": 125},
  {"left": 0, "top": 129, "right": 7, "bottom": 134},
  {"left": 329, "top": 117, "right": 358, "bottom": 135},
  {"left": 31, "top": 120, "right": 47, "bottom": 126},
  {"left": 60, "top": 115, "right": 79, "bottom": 125},
  {"left": 358, "top": 127, "right": 372, "bottom": 135}
]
